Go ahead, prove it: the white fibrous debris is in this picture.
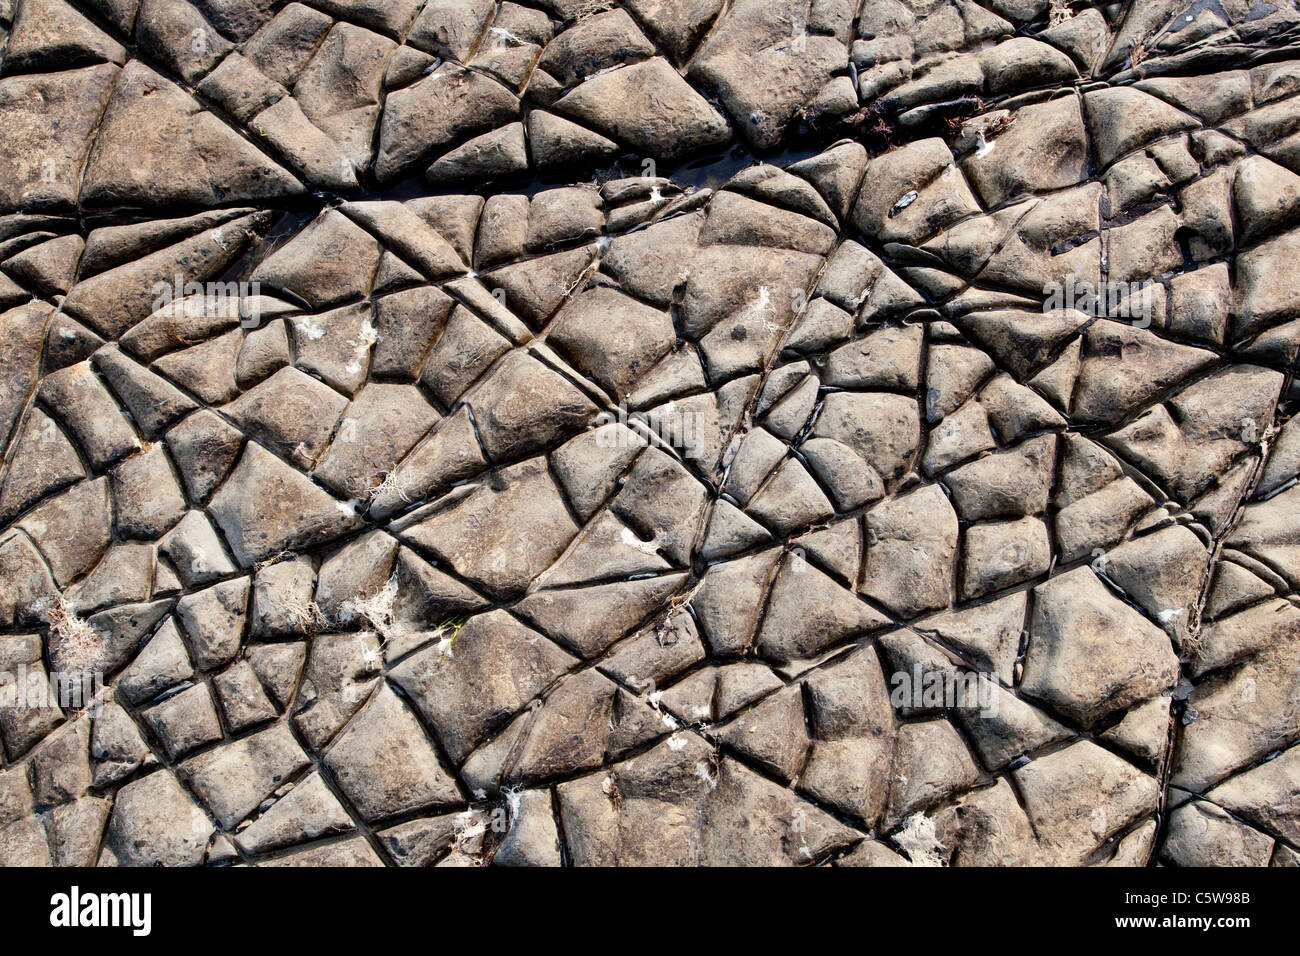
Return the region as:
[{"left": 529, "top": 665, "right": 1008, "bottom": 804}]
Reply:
[
  {"left": 694, "top": 761, "right": 717, "bottom": 789},
  {"left": 338, "top": 573, "right": 400, "bottom": 640},
  {"left": 369, "top": 469, "right": 413, "bottom": 505},
  {"left": 34, "top": 593, "right": 101, "bottom": 675},
  {"left": 454, "top": 809, "right": 482, "bottom": 832},
  {"left": 451, "top": 809, "right": 488, "bottom": 858},
  {"left": 487, "top": 26, "right": 525, "bottom": 47},
  {"left": 620, "top": 525, "right": 661, "bottom": 555},
  {"left": 894, "top": 813, "right": 945, "bottom": 867},
  {"left": 296, "top": 318, "right": 326, "bottom": 340}
]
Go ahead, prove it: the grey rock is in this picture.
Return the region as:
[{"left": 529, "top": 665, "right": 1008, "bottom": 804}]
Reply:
[
  {"left": 1022, "top": 567, "right": 1179, "bottom": 728},
  {"left": 181, "top": 722, "right": 310, "bottom": 829},
  {"left": 323, "top": 683, "right": 461, "bottom": 822},
  {"left": 553, "top": 58, "right": 730, "bottom": 161},
  {"left": 102, "top": 770, "right": 212, "bottom": 867}
]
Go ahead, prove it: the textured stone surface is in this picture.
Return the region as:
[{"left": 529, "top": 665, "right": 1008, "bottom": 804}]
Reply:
[{"left": 0, "top": 0, "right": 1296, "bottom": 869}]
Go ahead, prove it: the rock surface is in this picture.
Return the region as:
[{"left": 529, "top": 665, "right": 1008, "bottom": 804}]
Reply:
[{"left": 0, "top": 0, "right": 1296, "bottom": 869}]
